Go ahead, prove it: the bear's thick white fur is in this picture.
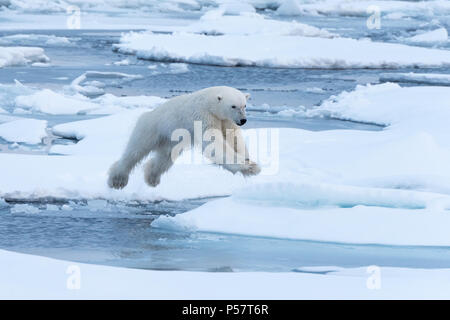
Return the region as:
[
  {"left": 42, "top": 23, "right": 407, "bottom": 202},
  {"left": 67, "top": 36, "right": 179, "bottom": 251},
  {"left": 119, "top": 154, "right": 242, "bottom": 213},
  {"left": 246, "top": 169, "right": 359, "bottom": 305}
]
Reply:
[{"left": 108, "top": 86, "right": 261, "bottom": 189}]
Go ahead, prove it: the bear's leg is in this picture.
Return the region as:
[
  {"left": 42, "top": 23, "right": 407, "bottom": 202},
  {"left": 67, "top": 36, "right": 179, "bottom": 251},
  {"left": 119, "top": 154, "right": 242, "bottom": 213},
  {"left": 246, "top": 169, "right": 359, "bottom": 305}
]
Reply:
[
  {"left": 223, "top": 126, "right": 249, "bottom": 162},
  {"left": 203, "top": 132, "right": 260, "bottom": 176},
  {"left": 143, "top": 146, "right": 176, "bottom": 187},
  {"left": 108, "top": 160, "right": 131, "bottom": 189},
  {"left": 108, "top": 116, "right": 157, "bottom": 189},
  {"left": 221, "top": 125, "right": 261, "bottom": 176}
]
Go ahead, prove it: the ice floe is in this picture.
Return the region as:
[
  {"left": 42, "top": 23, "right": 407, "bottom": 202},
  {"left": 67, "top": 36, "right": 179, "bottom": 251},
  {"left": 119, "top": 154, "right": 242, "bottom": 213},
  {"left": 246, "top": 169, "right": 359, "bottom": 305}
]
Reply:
[
  {"left": 216, "top": 1, "right": 256, "bottom": 15},
  {"left": 149, "top": 62, "right": 191, "bottom": 75},
  {"left": 0, "top": 46, "right": 49, "bottom": 67},
  {"left": 165, "top": 62, "right": 190, "bottom": 74},
  {"left": 15, "top": 89, "right": 98, "bottom": 115},
  {"left": 2, "top": 248, "right": 450, "bottom": 299},
  {"left": 152, "top": 196, "right": 450, "bottom": 246},
  {"left": 50, "top": 108, "right": 149, "bottom": 156},
  {"left": 0, "top": 34, "right": 73, "bottom": 46},
  {"left": 279, "top": 0, "right": 450, "bottom": 18},
  {"left": 184, "top": 11, "right": 334, "bottom": 37},
  {"left": 307, "top": 82, "right": 450, "bottom": 126},
  {"left": 4, "top": 0, "right": 206, "bottom": 13},
  {"left": 10, "top": 203, "right": 40, "bottom": 214},
  {"left": 114, "top": 32, "right": 450, "bottom": 68},
  {"left": 68, "top": 71, "right": 143, "bottom": 97},
  {"left": 9, "top": 81, "right": 163, "bottom": 115},
  {"left": 113, "top": 58, "right": 131, "bottom": 66},
  {"left": 406, "top": 28, "right": 448, "bottom": 44},
  {"left": 0, "top": 118, "right": 47, "bottom": 144},
  {"left": 276, "top": 0, "right": 304, "bottom": 16}
]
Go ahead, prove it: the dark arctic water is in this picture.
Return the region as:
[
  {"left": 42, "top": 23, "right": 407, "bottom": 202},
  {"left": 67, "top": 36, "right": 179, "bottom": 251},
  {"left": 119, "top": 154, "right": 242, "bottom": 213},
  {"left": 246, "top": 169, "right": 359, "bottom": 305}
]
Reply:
[{"left": 1, "top": 15, "right": 450, "bottom": 272}]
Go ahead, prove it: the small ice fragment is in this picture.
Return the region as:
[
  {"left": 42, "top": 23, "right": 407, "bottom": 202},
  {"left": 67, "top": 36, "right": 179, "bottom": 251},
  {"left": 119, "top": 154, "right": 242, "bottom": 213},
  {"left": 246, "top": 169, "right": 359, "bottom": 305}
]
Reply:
[
  {"left": 83, "top": 80, "right": 105, "bottom": 88},
  {"left": 306, "top": 87, "right": 325, "bottom": 93},
  {"left": 113, "top": 58, "right": 130, "bottom": 66},
  {"left": 408, "top": 28, "right": 448, "bottom": 43},
  {"left": 87, "top": 199, "right": 109, "bottom": 212},
  {"left": 11, "top": 204, "right": 40, "bottom": 214},
  {"left": 46, "top": 204, "right": 59, "bottom": 211},
  {"left": 168, "top": 63, "right": 189, "bottom": 74},
  {"left": 61, "top": 204, "right": 73, "bottom": 211},
  {"left": 31, "top": 62, "right": 51, "bottom": 67},
  {"left": 12, "top": 107, "right": 32, "bottom": 114}
]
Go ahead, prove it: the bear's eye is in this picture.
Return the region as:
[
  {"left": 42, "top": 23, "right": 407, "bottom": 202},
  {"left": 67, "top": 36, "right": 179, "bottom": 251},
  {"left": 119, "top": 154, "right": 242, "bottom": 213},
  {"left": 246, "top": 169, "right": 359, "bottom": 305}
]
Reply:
[{"left": 231, "top": 105, "right": 236, "bottom": 109}]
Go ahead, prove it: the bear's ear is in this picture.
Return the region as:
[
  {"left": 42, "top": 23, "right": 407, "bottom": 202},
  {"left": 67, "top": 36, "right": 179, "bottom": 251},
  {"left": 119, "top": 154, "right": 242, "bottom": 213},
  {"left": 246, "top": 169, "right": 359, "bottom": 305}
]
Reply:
[
  {"left": 217, "top": 95, "right": 223, "bottom": 101},
  {"left": 245, "top": 93, "right": 251, "bottom": 100}
]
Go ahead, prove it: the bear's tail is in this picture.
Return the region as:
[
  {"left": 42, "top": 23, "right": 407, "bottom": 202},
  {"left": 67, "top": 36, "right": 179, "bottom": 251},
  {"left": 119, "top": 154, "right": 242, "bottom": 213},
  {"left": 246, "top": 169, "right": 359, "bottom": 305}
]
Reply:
[{"left": 107, "top": 161, "right": 130, "bottom": 189}]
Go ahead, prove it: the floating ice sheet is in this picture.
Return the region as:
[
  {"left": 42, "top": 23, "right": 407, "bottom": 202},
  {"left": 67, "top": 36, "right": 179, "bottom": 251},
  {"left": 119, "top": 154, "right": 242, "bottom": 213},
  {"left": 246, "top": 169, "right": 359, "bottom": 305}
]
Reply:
[
  {"left": 0, "top": 46, "right": 49, "bottom": 67},
  {"left": 115, "top": 32, "right": 450, "bottom": 68}
]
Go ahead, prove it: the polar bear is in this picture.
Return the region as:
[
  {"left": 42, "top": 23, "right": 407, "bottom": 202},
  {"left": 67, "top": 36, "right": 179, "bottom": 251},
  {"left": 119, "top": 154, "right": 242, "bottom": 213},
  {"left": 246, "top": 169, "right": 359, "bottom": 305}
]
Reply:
[{"left": 108, "top": 86, "right": 261, "bottom": 189}]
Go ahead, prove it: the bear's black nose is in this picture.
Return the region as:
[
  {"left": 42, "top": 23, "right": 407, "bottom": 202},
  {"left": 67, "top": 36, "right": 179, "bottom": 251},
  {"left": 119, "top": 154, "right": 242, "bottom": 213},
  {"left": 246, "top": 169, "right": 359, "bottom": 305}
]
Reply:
[{"left": 240, "top": 119, "right": 247, "bottom": 125}]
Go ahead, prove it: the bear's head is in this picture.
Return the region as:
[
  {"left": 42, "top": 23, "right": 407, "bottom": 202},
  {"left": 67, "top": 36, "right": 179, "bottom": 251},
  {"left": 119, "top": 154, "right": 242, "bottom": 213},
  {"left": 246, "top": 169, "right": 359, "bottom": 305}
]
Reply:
[{"left": 212, "top": 86, "right": 250, "bottom": 126}]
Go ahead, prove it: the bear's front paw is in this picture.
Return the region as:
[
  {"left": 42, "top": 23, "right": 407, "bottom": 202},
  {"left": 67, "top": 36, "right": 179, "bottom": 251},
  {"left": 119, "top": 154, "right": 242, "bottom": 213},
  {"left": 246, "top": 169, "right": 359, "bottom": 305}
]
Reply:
[
  {"left": 108, "top": 174, "right": 129, "bottom": 189},
  {"left": 240, "top": 161, "right": 261, "bottom": 177},
  {"left": 107, "top": 161, "right": 129, "bottom": 189}
]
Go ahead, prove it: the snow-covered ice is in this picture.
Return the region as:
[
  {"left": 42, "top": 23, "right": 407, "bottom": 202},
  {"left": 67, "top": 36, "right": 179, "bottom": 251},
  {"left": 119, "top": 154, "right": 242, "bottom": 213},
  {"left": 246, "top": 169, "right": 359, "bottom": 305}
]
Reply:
[
  {"left": 10, "top": 203, "right": 40, "bottom": 214},
  {"left": 1, "top": 248, "right": 450, "bottom": 299},
  {"left": 0, "top": 46, "right": 49, "bottom": 67},
  {"left": 153, "top": 196, "right": 450, "bottom": 246},
  {"left": 15, "top": 89, "right": 99, "bottom": 115},
  {"left": 149, "top": 63, "right": 191, "bottom": 75},
  {"left": 0, "top": 118, "right": 47, "bottom": 144},
  {"left": 113, "top": 58, "right": 131, "bottom": 66},
  {"left": 279, "top": 0, "right": 450, "bottom": 18},
  {"left": 406, "top": 28, "right": 448, "bottom": 44},
  {"left": 50, "top": 108, "right": 149, "bottom": 155},
  {"left": 0, "top": 34, "right": 73, "bottom": 46},
  {"left": 68, "top": 71, "right": 143, "bottom": 97},
  {"left": 306, "top": 82, "right": 450, "bottom": 126},
  {"left": 11, "top": 82, "right": 164, "bottom": 115},
  {"left": 184, "top": 11, "right": 334, "bottom": 37},
  {"left": 115, "top": 32, "right": 450, "bottom": 68},
  {"left": 3, "top": 0, "right": 205, "bottom": 14},
  {"left": 276, "top": 0, "right": 304, "bottom": 16}
]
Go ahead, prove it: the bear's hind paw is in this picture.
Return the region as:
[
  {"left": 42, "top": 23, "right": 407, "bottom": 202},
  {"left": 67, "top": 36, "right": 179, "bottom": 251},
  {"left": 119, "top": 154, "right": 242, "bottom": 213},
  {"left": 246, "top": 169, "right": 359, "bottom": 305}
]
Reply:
[{"left": 144, "top": 174, "right": 161, "bottom": 187}]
